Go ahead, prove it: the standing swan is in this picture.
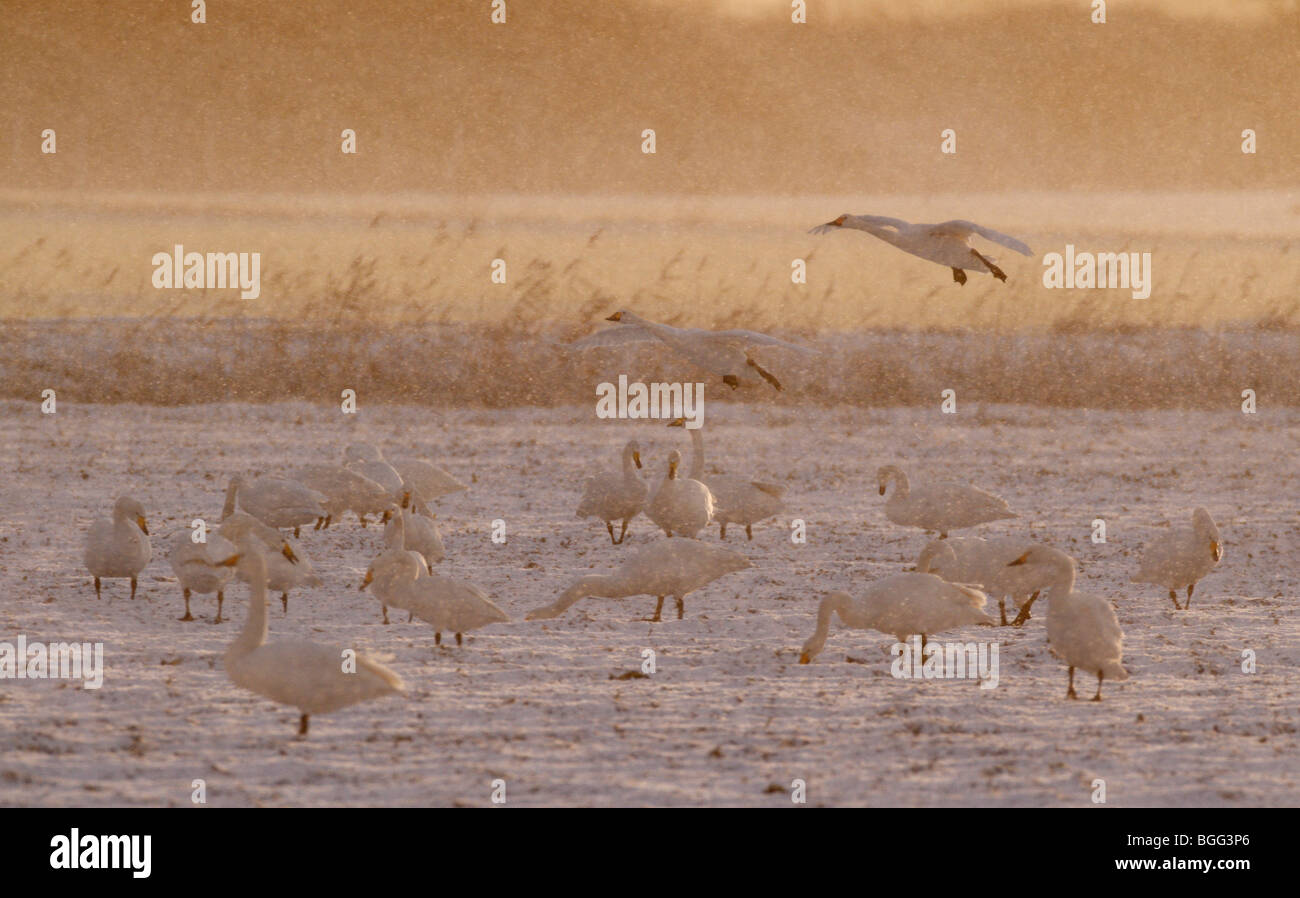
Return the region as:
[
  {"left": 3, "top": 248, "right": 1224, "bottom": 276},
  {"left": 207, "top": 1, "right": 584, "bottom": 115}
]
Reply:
[
  {"left": 798, "top": 574, "right": 993, "bottom": 664},
  {"left": 646, "top": 449, "right": 715, "bottom": 538},
  {"left": 575, "top": 440, "right": 646, "bottom": 544},
  {"left": 525, "top": 538, "right": 750, "bottom": 622},
  {"left": 83, "top": 496, "right": 152, "bottom": 600},
  {"left": 219, "top": 546, "right": 404, "bottom": 736},
  {"left": 877, "top": 465, "right": 1016, "bottom": 538},
  {"left": 221, "top": 476, "right": 327, "bottom": 538},
  {"left": 167, "top": 530, "right": 236, "bottom": 622},
  {"left": 667, "top": 418, "right": 785, "bottom": 540},
  {"left": 385, "top": 491, "right": 445, "bottom": 566},
  {"left": 1132, "top": 507, "right": 1222, "bottom": 609},
  {"left": 1008, "top": 546, "right": 1128, "bottom": 700},
  {"left": 916, "top": 537, "right": 1054, "bottom": 626},
  {"left": 219, "top": 513, "right": 318, "bottom": 614},
  {"left": 366, "top": 551, "right": 508, "bottom": 646}
]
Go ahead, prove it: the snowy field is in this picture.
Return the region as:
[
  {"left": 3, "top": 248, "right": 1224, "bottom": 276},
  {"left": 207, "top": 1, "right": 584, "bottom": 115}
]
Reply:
[{"left": 0, "top": 400, "right": 1296, "bottom": 807}]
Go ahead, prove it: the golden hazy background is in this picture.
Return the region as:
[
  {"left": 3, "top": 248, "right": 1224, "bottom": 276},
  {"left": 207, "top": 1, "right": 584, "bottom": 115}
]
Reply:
[{"left": 1, "top": 0, "right": 1297, "bottom": 405}]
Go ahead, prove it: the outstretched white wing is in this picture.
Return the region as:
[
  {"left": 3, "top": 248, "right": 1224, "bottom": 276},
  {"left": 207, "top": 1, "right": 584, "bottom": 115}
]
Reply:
[
  {"left": 929, "top": 220, "right": 1033, "bottom": 256},
  {"left": 712, "top": 329, "right": 819, "bottom": 355},
  {"left": 569, "top": 324, "right": 661, "bottom": 350}
]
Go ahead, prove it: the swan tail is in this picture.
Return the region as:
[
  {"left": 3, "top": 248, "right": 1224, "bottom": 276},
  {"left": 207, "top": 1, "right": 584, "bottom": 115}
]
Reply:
[{"left": 356, "top": 656, "right": 406, "bottom": 694}]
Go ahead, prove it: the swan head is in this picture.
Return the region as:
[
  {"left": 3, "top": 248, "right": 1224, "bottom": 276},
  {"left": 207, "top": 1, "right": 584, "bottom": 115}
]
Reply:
[
  {"left": 916, "top": 540, "right": 955, "bottom": 574},
  {"left": 876, "top": 465, "right": 903, "bottom": 496},
  {"left": 624, "top": 440, "right": 642, "bottom": 469},
  {"left": 1008, "top": 545, "right": 1071, "bottom": 571},
  {"left": 826, "top": 214, "right": 847, "bottom": 228},
  {"left": 666, "top": 417, "right": 685, "bottom": 429},
  {"left": 114, "top": 497, "right": 149, "bottom": 534},
  {"left": 666, "top": 449, "right": 682, "bottom": 479},
  {"left": 605, "top": 310, "right": 625, "bottom": 322},
  {"left": 1192, "top": 507, "right": 1222, "bottom": 561}
]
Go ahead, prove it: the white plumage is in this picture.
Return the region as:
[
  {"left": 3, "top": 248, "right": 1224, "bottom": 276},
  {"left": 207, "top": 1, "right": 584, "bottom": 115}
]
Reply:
[
  {"left": 1132, "top": 507, "right": 1222, "bottom": 609},
  {"left": 83, "top": 496, "right": 152, "bottom": 600},
  {"left": 221, "top": 475, "right": 326, "bottom": 537},
  {"left": 916, "top": 537, "right": 1056, "bottom": 626},
  {"left": 646, "top": 449, "right": 715, "bottom": 538},
  {"left": 575, "top": 440, "right": 647, "bottom": 544},
  {"left": 1008, "top": 545, "right": 1128, "bottom": 700},
  {"left": 526, "top": 537, "right": 750, "bottom": 622},
  {"left": 669, "top": 419, "right": 784, "bottom": 540},
  {"left": 798, "top": 574, "right": 994, "bottom": 664},
  {"left": 167, "top": 529, "right": 236, "bottom": 622},
  {"left": 878, "top": 465, "right": 1016, "bottom": 537}
]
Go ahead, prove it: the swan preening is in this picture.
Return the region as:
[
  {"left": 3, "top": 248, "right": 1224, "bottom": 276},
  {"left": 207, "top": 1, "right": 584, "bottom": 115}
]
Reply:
[
  {"left": 810, "top": 214, "right": 1033, "bottom": 284},
  {"left": 646, "top": 449, "right": 715, "bottom": 538},
  {"left": 167, "top": 530, "right": 236, "bottom": 622},
  {"left": 878, "top": 465, "right": 1015, "bottom": 537},
  {"left": 798, "top": 575, "right": 993, "bottom": 664},
  {"left": 219, "top": 545, "right": 404, "bottom": 736},
  {"left": 84, "top": 496, "right": 152, "bottom": 600},
  {"left": 222, "top": 475, "right": 326, "bottom": 537},
  {"left": 570, "top": 310, "right": 816, "bottom": 392},
  {"left": 576, "top": 440, "right": 647, "bottom": 544},
  {"left": 526, "top": 538, "right": 749, "bottom": 622},
  {"left": 1132, "top": 507, "right": 1222, "bottom": 609},
  {"left": 1008, "top": 546, "right": 1128, "bottom": 700},
  {"left": 668, "top": 418, "right": 785, "bottom": 540},
  {"left": 917, "top": 537, "right": 1055, "bottom": 626}
]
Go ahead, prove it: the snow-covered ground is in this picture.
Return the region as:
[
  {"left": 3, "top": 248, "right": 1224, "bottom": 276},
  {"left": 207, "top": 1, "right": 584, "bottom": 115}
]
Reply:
[{"left": 0, "top": 400, "right": 1296, "bottom": 806}]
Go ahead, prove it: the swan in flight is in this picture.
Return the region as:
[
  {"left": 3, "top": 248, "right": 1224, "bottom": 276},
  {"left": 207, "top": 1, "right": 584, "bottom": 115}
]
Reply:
[
  {"left": 576, "top": 440, "right": 647, "bottom": 544},
  {"left": 219, "top": 512, "right": 318, "bottom": 614},
  {"left": 878, "top": 465, "right": 1016, "bottom": 538},
  {"left": 218, "top": 545, "right": 405, "bottom": 736},
  {"left": 525, "top": 538, "right": 749, "bottom": 622},
  {"left": 668, "top": 418, "right": 785, "bottom": 540},
  {"left": 646, "top": 449, "right": 715, "bottom": 538},
  {"left": 384, "top": 490, "right": 445, "bottom": 566},
  {"left": 811, "top": 214, "right": 1033, "bottom": 284},
  {"left": 221, "top": 476, "right": 327, "bottom": 538},
  {"left": 1132, "top": 507, "right": 1222, "bottom": 609},
  {"left": 291, "top": 464, "right": 393, "bottom": 528},
  {"left": 365, "top": 551, "right": 508, "bottom": 646},
  {"left": 167, "top": 530, "right": 236, "bottom": 622},
  {"left": 1009, "top": 546, "right": 1128, "bottom": 700},
  {"left": 798, "top": 574, "right": 993, "bottom": 664},
  {"left": 83, "top": 496, "right": 152, "bottom": 600},
  {"left": 917, "top": 537, "right": 1056, "bottom": 626},
  {"left": 570, "top": 310, "right": 816, "bottom": 391}
]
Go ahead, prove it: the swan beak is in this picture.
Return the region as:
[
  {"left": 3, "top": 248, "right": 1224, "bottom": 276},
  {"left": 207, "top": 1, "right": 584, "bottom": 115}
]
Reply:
[
  {"left": 281, "top": 543, "right": 298, "bottom": 564},
  {"left": 1211, "top": 541, "right": 1222, "bottom": 562},
  {"left": 666, "top": 417, "right": 685, "bottom": 428},
  {"left": 605, "top": 311, "right": 623, "bottom": 322},
  {"left": 381, "top": 509, "right": 393, "bottom": 524},
  {"left": 668, "top": 459, "right": 678, "bottom": 478},
  {"left": 798, "top": 652, "right": 811, "bottom": 664},
  {"left": 359, "top": 570, "right": 373, "bottom": 591},
  {"left": 633, "top": 451, "right": 642, "bottom": 469},
  {"left": 1007, "top": 552, "right": 1030, "bottom": 567},
  {"left": 217, "top": 554, "right": 241, "bottom": 567},
  {"left": 828, "top": 215, "right": 846, "bottom": 227},
  {"left": 878, "top": 485, "right": 886, "bottom": 496},
  {"left": 136, "top": 515, "right": 149, "bottom": 535},
  {"left": 401, "top": 491, "right": 411, "bottom": 509}
]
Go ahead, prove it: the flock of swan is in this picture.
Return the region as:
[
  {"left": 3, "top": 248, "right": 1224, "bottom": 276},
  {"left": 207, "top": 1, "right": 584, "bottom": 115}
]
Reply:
[{"left": 78, "top": 306, "right": 1224, "bottom": 733}]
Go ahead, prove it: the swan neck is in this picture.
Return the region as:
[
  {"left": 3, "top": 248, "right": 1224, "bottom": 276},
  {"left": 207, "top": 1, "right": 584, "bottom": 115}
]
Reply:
[
  {"left": 229, "top": 556, "right": 269, "bottom": 659},
  {"left": 687, "top": 429, "right": 704, "bottom": 480},
  {"left": 221, "top": 480, "right": 239, "bottom": 519}
]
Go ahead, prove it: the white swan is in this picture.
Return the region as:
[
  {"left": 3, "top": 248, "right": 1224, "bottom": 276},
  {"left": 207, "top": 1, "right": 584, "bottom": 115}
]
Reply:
[
  {"left": 917, "top": 537, "right": 1056, "bottom": 626},
  {"left": 526, "top": 538, "right": 750, "bottom": 622},
  {"left": 877, "top": 465, "right": 1016, "bottom": 537},
  {"left": 646, "top": 449, "right": 715, "bottom": 538},
  {"left": 668, "top": 418, "right": 785, "bottom": 540},
  {"left": 384, "top": 490, "right": 445, "bottom": 566},
  {"left": 167, "top": 530, "right": 236, "bottom": 622},
  {"left": 343, "top": 443, "right": 404, "bottom": 494},
  {"left": 83, "top": 496, "right": 152, "bottom": 600},
  {"left": 221, "top": 476, "right": 327, "bottom": 538},
  {"left": 218, "top": 512, "right": 320, "bottom": 614},
  {"left": 368, "top": 551, "right": 507, "bottom": 646},
  {"left": 571, "top": 310, "right": 816, "bottom": 392},
  {"left": 798, "top": 574, "right": 993, "bottom": 664},
  {"left": 361, "top": 513, "right": 431, "bottom": 624},
  {"left": 1132, "top": 507, "right": 1223, "bottom": 609},
  {"left": 218, "top": 545, "right": 405, "bottom": 736},
  {"left": 392, "top": 458, "right": 468, "bottom": 503},
  {"left": 291, "top": 464, "right": 393, "bottom": 528},
  {"left": 810, "top": 214, "right": 1033, "bottom": 284},
  {"left": 1008, "top": 546, "right": 1128, "bottom": 700},
  {"left": 575, "top": 440, "right": 647, "bottom": 544}
]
